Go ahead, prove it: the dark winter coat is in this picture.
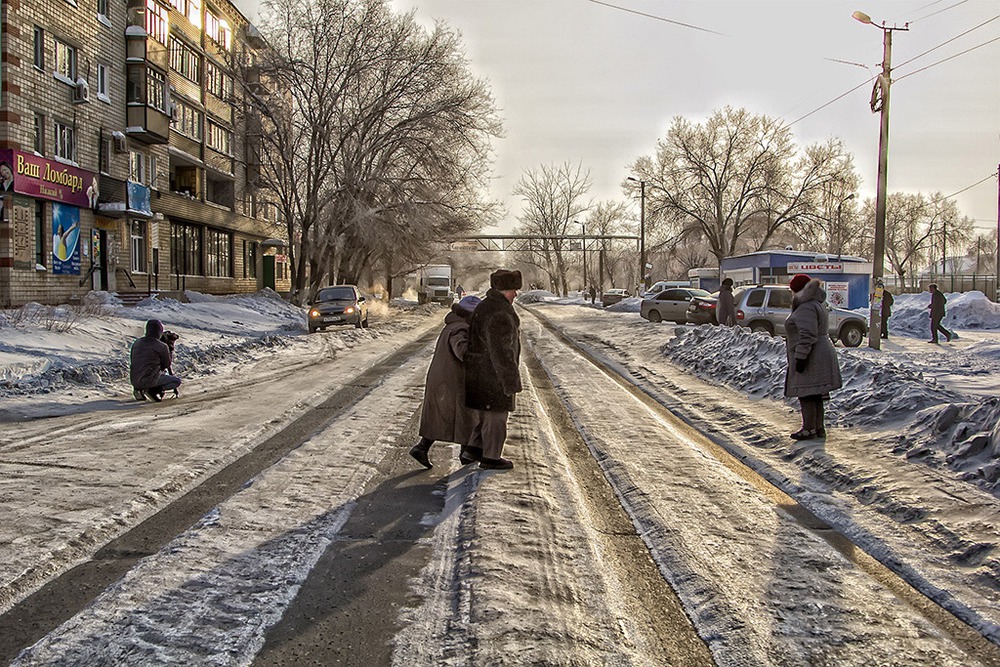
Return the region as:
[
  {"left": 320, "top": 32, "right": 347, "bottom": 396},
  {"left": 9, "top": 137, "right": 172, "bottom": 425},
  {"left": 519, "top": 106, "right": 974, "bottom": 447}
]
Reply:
[
  {"left": 784, "top": 279, "right": 843, "bottom": 398},
  {"left": 465, "top": 288, "right": 522, "bottom": 412},
  {"left": 419, "top": 306, "right": 476, "bottom": 443},
  {"left": 881, "top": 289, "right": 894, "bottom": 317},
  {"left": 129, "top": 321, "right": 172, "bottom": 390},
  {"left": 930, "top": 290, "right": 947, "bottom": 319},
  {"left": 716, "top": 284, "right": 736, "bottom": 326}
]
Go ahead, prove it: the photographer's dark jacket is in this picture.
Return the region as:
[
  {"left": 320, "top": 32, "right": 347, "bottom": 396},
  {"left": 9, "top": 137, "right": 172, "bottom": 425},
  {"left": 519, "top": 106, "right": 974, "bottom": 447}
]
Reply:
[
  {"left": 465, "top": 288, "right": 522, "bottom": 412},
  {"left": 130, "top": 321, "right": 171, "bottom": 390}
]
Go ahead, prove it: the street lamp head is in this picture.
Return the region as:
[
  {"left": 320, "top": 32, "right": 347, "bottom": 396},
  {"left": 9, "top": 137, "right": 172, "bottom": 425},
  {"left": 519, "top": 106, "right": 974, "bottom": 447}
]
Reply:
[{"left": 852, "top": 10, "right": 873, "bottom": 25}]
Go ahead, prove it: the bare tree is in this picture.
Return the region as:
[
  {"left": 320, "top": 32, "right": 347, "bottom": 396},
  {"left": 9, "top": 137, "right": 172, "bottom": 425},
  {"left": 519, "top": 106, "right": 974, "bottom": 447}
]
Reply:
[
  {"left": 629, "top": 107, "right": 856, "bottom": 266},
  {"left": 583, "top": 200, "right": 632, "bottom": 289},
  {"left": 247, "top": 0, "right": 501, "bottom": 303},
  {"left": 512, "top": 162, "right": 592, "bottom": 296}
]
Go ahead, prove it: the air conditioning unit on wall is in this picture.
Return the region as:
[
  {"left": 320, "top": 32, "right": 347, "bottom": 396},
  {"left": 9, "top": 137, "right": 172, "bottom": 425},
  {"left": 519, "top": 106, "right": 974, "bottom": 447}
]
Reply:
[
  {"left": 111, "top": 131, "right": 128, "bottom": 153},
  {"left": 72, "top": 78, "right": 90, "bottom": 104}
]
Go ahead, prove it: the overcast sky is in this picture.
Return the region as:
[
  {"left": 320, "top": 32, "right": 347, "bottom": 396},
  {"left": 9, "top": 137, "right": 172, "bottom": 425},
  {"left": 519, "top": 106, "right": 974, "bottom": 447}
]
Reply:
[{"left": 238, "top": 0, "right": 999, "bottom": 237}]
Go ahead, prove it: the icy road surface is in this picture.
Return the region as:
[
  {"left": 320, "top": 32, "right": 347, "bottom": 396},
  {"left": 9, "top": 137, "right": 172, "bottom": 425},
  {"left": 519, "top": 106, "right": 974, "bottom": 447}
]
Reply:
[{"left": 2, "top": 301, "right": 999, "bottom": 665}]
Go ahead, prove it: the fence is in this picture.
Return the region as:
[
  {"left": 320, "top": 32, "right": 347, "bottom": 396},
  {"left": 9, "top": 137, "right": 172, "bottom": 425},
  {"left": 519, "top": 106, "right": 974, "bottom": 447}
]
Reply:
[{"left": 881, "top": 274, "right": 998, "bottom": 300}]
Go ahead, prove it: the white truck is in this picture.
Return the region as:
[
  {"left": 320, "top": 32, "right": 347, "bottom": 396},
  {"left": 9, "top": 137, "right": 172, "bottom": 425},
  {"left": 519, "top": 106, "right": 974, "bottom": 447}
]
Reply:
[{"left": 417, "top": 264, "right": 454, "bottom": 304}]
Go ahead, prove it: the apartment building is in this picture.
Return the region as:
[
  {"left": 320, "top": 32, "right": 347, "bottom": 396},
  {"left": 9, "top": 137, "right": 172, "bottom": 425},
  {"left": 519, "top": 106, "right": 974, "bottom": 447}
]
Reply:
[{"left": 0, "top": 0, "right": 289, "bottom": 307}]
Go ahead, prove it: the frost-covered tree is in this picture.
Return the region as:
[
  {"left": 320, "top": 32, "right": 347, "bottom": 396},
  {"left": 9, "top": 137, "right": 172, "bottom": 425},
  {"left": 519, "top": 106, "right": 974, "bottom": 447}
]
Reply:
[
  {"left": 629, "top": 106, "right": 857, "bottom": 266},
  {"left": 512, "top": 162, "right": 592, "bottom": 296}
]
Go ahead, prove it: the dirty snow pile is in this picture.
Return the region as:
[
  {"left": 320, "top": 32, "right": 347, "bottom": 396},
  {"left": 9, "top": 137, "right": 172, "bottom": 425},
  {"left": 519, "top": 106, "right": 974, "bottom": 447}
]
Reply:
[
  {"left": 662, "top": 290, "right": 1000, "bottom": 497},
  {"left": 0, "top": 290, "right": 309, "bottom": 398}
]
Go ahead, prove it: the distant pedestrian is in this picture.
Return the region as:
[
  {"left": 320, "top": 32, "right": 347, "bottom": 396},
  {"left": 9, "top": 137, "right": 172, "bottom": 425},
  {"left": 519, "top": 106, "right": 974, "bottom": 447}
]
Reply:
[
  {"left": 716, "top": 277, "right": 736, "bottom": 326},
  {"left": 927, "top": 283, "right": 953, "bottom": 344},
  {"left": 464, "top": 269, "right": 523, "bottom": 470},
  {"left": 784, "top": 274, "right": 842, "bottom": 440},
  {"left": 880, "top": 286, "right": 894, "bottom": 339},
  {"left": 409, "top": 295, "right": 482, "bottom": 469},
  {"left": 455, "top": 283, "right": 464, "bottom": 298},
  {"left": 589, "top": 285, "right": 596, "bottom": 305},
  {"left": 130, "top": 319, "right": 182, "bottom": 402}
]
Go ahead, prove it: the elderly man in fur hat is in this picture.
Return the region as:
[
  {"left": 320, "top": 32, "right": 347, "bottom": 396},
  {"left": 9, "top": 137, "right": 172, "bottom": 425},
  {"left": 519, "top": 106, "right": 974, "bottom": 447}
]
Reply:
[{"left": 463, "top": 268, "right": 523, "bottom": 470}]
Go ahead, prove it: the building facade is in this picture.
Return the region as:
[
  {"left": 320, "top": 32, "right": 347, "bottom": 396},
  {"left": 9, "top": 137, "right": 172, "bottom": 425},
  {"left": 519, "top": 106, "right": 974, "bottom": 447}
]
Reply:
[{"left": 0, "top": 0, "right": 289, "bottom": 307}]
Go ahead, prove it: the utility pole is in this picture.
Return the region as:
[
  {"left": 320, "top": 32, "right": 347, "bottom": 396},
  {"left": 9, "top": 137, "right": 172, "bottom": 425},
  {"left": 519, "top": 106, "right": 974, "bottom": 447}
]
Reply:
[
  {"left": 854, "top": 11, "right": 907, "bottom": 350},
  {"left": 627, "top": 177, "right": 647, "bottom": 289}
]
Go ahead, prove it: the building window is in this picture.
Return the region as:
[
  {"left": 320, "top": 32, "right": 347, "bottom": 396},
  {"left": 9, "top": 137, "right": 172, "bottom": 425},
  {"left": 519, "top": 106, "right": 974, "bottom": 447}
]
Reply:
[
  {"left": 169, "top": 37, "right": 201, "bottom": 83},
  {"left": 206, "top": 120, "right": 232, "bottom": 155},
  {"left": 54, "top": 121, "right": 76, "bottom": 162},
  {"left": 33, "top": 27, "right": 45, "bottom": 69},
  {"left": 150, "top": 155, "right": 159, "bottom": 189},
  {"left": 129, "top": 150, "right": 148, "bottom": 184},
  {"left": 171, "top": 99, "right": 203, "bottom": 140},
  {"left": 35, "top": 204, "right": 47, "bottom": 268},
  {"left": 171, "top": 222, "right": 202, "bottom": 276},
  {"left": 205, "top": 61, "right": 232, "bottom": 100},
  {"left": 96, "top": 63, "right": 110, "bottom": 101},
  {"left": 205, "top": 12, "right": 231, "bottom": 50},
  {"left": 145, "top": 0, "right": 169, "bottom": 45},
  {"left": 34, "top": 113, "right": 46, "bottom": 154},
  {"left": 100, "top": 136, "right": 112, "bottom": 175},
  {"left": 146, "top": 68, "right": 167, "bottom": 112},
  {"left": 167, "top": 0, "right": 201, "bottom": 27},
  {"left": 54, "top": 38, "right": 77, "bottom": 83},
  {"left": 97, "top": 0, "right": 110, "bottom": 21},
  {"left": 244, "top": 240, "right": 258, "bottom": 279},
  {"left": 205, "top": 229, "right": 232, "bottom": 277},
  {"left": 130, "top": 220, "right": 148, "bottom": 273}
]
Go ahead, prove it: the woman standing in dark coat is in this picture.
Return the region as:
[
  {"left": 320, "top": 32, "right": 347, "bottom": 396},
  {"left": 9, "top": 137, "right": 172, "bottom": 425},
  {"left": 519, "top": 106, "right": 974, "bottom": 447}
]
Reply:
[
  {"left": 716, "top": 278, "right": 737, "bottom": 326},
  {"left": 784, "top": 274, "right": 842, "bottom": 440},
  {"left": 409, "top": 295, "right": 482, "bottom": 469}
]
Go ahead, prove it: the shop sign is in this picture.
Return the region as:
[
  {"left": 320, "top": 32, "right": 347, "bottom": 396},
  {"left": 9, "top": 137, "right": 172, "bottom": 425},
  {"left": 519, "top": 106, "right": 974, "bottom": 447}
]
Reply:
[
  {"left": 0, "top": 148, "right": 98, "bottom": 208},
  {"left": 787, "top": 262, "right": 844, "bottom": 272}
]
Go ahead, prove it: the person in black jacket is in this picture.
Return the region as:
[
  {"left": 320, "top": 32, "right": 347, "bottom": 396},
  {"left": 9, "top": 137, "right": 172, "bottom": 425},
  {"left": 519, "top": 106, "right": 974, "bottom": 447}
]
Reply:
[
  {"left": 129, "top": 319, "right": 181, "bottom": 401},
  {"left": 927, "top": 283, "right": 953, "bottom": 343},
  {"left": 464, "top": 269, "right": 523, "bottom": 470},
  {"left": 879, "top": 286, "right": 894, "bottom": 339}
]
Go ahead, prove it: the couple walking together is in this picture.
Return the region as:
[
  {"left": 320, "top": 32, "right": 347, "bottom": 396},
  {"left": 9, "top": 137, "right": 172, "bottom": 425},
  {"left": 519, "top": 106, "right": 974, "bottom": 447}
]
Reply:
[{"left": 410, "top": 268, "right": 523, "bottom": 471}]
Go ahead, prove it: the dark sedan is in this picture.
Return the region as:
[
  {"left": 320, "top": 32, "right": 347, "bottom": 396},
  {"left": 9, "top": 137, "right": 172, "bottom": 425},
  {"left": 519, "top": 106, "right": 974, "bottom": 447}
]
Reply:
[
  {"left": 686, "top": 293, "right": 719, "bottom": 325},
  {"left": 308, "top": 285, "right": 370, "bottom": 332}
]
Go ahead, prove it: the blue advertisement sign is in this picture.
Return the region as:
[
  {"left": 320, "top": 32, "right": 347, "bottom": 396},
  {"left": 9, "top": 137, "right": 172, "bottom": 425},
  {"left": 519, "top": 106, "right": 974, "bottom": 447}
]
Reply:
[
  {"left": 127, "top": 181, "right": 152, "bottom": 216},
  {"left": 52, "top": 202, "right": 81, "bottom": 275}
]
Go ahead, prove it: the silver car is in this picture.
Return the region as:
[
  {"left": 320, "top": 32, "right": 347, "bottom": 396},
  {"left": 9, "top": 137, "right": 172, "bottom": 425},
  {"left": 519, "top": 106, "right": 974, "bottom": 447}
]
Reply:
[
  {"left": 733, "top": 284, "right": 867, "bottom": 347},
  {"left": 640, "top": 287, "right": 711, "bottom": 324}
]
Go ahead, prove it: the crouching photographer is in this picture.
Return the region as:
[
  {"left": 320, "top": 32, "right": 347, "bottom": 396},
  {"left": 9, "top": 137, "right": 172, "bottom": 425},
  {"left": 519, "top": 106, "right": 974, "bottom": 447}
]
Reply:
[{"left": 129, "top": 319, "right": 182, "bottom": 402}]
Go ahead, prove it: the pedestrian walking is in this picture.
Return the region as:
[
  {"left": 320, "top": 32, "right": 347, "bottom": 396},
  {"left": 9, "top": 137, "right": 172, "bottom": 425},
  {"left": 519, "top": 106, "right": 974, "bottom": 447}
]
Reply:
[
  {"left": 464, "top": 269, "right": 523, "bottom": 470},
  {"left": 409, "top": 295, "right": 482, "bottom": 469},
  {"left": 716, "top": 277, "right": 737, "bottom": 326},
  {"left": 589, "top": 285, "right": 596, "bottom": 305},
  {"left": 927, "top": 283, "right": 953, "bottom": 344},
  {"left": 130, "top": 319, "right": 182, "bottom": 402},
  {"left": 784, "top": 274, "right": 842, "bottom": 440},
  {"left": 880, "top": 286, "right": 894, "bottom": 339}
]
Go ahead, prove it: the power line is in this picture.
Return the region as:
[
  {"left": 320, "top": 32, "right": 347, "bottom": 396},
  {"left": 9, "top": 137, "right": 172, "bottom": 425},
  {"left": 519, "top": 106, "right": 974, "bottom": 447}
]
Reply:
[
  {"left": 909, "top": 0, "right": 972, "bottom": 24},
  {"left": 585, "top": 0, "right": 728, "bottom": 37},
  {"left": 894, "top": 14, "right": 999, "bottom": 70},
  {"left": 895, "top": 36, "right": 1000, "bottom": 82},
  {"left": 936, "top": 171, "right": 999, "bottom": 202}
]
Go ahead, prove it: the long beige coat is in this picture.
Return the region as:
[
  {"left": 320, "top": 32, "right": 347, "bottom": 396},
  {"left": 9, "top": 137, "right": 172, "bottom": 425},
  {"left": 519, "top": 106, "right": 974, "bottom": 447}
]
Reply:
[{"left": 419, "top": 308, "right": 476, "bottom": 443}]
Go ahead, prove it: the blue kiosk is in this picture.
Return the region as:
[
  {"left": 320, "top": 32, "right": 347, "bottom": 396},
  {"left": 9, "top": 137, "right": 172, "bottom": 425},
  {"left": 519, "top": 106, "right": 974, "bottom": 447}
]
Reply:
[{"left": 720, "top": 250, "right": 872, "bottom": 310}]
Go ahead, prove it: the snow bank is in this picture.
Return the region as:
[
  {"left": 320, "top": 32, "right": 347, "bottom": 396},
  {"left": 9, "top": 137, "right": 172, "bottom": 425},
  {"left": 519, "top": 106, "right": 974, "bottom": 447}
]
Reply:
[
  {"left": 605, "top": 296, "right": 642, "bottom": 313},
  {"left": 870, "top": 291, "right": 1000, "bottom": 337},
  {"left": 662, "top": 325, "right": 1000, "bottom": 496}
]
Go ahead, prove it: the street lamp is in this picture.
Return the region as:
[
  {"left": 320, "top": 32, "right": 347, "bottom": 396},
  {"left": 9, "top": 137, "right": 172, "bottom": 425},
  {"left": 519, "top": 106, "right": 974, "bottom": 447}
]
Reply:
[
  {"left": 627, "top": 176, "right": 647, "bottom": 289},
  {"left": 835, "top": 193, "right": 855, "bottom": 260},
  {"left": 573, "top": 220, "right": 587, "bottom": 288},
  {"left": 854, "top": 9, "right": 907, "bottom": 350}
]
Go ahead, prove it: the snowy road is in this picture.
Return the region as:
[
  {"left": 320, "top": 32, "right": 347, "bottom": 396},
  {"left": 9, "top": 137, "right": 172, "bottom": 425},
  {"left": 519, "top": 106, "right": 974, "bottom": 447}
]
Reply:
[{"left": 2, "top": 302, "right": 999, "bottom": 665}]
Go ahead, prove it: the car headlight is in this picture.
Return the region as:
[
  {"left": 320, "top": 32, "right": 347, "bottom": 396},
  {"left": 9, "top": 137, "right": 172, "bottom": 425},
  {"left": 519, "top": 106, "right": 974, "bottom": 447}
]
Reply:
[
  {"left": 344, "top": 306, "right": 355, "bottom": 314},
  {"left": 309, "top": 309, "right": 320, "bottom": 318}
]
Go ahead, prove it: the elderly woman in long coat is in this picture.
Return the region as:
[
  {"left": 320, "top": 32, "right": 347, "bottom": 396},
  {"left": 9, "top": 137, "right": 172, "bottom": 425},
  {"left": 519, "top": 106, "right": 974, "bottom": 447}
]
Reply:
[
  {"left": 716, "top": 278, "right": 737, "bottom": 326},
  {"left": 409, "top": 295, "right": 482, "bottom": 469},
  {"left": 784, "top": 274, "right": 842, "bottom": 440}
]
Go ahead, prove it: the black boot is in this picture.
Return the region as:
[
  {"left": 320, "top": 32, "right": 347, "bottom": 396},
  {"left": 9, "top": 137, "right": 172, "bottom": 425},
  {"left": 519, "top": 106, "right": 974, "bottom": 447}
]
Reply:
[
  {"left": 459, "top": 446, "right": 483, "bottom": 465},
  {"left": 409, "top": 438, "right": 434, "bottom": 469}
]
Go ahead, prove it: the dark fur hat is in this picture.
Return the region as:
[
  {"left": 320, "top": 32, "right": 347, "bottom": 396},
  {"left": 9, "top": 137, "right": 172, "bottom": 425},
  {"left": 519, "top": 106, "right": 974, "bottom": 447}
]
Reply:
[{"left": 490, "top": 269, "right": 522, "bottom": 291}]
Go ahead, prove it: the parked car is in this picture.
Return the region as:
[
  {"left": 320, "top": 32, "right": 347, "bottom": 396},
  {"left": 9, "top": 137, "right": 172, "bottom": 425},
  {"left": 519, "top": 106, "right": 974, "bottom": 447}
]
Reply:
[
  {"left": 641, "top": 280, "right": 691, "bottom": 298},
  {"left": 686, "top": 292, "right": 719, "bottom": 325},
  {"left": 307, "top": 285, "right": 370, "bottom": 332},
  {"left": 732, "top": 284, "right": 867, "bottom": 347},
  {"left": 601, "top": 288, "right": 631, "bottom": 307},
  {"left": 640, "top": 287, "right": 711, "bottom": 323}
]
